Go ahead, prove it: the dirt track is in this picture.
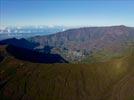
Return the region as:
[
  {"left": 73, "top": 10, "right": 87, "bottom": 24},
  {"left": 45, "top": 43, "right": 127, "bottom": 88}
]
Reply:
[{"left": 110, "top": 71, "right": 134, "bottom": 100}]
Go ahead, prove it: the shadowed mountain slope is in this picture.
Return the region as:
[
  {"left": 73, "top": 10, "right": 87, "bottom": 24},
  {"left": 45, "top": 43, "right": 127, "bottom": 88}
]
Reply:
[
  {"left": 0, "top": 37, "right": 68, "bottom": 63},
  {"left": 0, "top": 44, "right": 68, "bottom": 63},
  {"left": 6, "top": 45, "right": 68, "bottom": 63}
]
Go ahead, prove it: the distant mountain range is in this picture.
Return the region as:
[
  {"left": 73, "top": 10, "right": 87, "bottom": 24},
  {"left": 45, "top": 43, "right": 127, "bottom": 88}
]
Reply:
[{"left": 0, "top": 25, "right": 134, "bottom": 63}]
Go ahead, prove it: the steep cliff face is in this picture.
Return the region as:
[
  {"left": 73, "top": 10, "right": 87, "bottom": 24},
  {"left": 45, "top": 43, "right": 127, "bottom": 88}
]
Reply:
[{"left": 29, "top": 26, "right": 134, "bottom": 62}]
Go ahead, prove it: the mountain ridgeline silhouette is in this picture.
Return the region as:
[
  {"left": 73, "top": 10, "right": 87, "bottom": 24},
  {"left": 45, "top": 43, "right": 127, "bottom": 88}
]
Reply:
[{"left": 29, "top": 25, "right": 134, "bottom": 51}]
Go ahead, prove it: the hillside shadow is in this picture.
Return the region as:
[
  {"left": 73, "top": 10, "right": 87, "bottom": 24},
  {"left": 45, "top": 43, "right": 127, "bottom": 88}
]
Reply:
[
  {"left": 0, "top": 56, "right": 4, "bottom": 63},
  {"left": 6, "top": 45, "right": 68, "bottom": 63}
]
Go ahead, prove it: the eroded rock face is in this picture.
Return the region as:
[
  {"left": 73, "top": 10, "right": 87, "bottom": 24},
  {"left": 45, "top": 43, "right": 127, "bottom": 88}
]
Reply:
[{"left": 29, "top": 26, "right": 134, "bottom": 62}]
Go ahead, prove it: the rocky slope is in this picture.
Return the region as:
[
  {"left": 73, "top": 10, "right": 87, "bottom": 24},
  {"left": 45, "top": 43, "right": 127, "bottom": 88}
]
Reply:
[{"left": 29, "top": 25, "right": 134, "bottom": 62}]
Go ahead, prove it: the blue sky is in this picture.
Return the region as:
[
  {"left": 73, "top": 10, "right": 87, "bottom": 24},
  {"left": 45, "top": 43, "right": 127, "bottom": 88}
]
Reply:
[{"left": 0, "top": 0, "right": 134, "bottom": 27}]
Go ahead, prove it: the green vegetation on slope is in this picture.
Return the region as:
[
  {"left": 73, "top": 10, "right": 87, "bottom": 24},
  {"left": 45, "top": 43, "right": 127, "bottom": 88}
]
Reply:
[
  {"left": 82, "top": 44, "right": 134, "bottom": 64},
  {"left": 0, "top": 53, "right": 134, "bottom": 100}
]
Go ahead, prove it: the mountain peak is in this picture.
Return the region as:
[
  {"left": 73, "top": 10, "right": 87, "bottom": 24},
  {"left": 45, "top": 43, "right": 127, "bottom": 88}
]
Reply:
[{"left": 118, "top": 25, "right": 127, "bottom": 28}]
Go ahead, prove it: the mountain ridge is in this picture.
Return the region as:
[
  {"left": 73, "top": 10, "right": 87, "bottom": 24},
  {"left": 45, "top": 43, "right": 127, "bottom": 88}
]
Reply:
[{"left": 28, "top": 25, "right": 134, "bottom": 62}]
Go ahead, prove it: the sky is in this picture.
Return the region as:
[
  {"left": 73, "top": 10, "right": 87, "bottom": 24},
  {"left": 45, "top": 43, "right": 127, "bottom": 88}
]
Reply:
[{"left": 0, "top": 0, "right": 134, "bottom": 27}]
